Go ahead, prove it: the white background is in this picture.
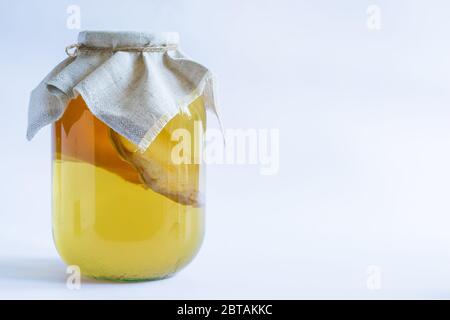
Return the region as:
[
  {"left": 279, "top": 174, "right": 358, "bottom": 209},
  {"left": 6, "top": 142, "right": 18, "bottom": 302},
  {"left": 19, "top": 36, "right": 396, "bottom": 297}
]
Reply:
[{"left": 1, "top": 0, "right": 450, "bottom": 299}]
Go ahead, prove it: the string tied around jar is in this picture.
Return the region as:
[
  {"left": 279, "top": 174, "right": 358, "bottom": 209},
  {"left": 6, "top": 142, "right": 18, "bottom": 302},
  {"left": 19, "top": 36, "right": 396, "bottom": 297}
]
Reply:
[{"left": 65, "top": 43, "right": 178, "bottom": 57}]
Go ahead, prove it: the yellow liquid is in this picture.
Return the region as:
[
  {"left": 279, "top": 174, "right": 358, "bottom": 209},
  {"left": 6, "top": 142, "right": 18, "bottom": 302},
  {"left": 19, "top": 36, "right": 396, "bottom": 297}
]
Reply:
[{"left": 52, "top": 96, "right": 205, "bottom": 281}]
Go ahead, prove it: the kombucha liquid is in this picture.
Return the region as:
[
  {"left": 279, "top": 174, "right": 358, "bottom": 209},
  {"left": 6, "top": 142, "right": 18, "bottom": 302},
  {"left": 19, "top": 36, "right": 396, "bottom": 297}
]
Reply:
[{"left": 52, "top": 96, "right": 205, "bottom": 281}]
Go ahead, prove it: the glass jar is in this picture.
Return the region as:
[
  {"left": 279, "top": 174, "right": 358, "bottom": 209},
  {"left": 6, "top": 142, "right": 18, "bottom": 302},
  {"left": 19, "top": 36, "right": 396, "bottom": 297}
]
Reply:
[{"left": 52, "top": 95, "right": 206, "bottom": 281}]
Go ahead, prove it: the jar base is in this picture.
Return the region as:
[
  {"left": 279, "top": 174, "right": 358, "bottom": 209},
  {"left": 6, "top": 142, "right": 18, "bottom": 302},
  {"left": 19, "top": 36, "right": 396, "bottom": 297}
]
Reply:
[{"left": 87, "top": 272, "right": 176, "bottom": 283}]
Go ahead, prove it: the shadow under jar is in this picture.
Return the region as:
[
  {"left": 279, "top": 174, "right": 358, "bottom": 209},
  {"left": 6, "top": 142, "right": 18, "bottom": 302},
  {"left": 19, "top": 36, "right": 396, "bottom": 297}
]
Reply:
[{"left": 52, "top": 95, "right": 206, "bottom": 281}]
